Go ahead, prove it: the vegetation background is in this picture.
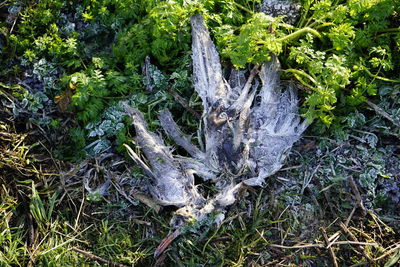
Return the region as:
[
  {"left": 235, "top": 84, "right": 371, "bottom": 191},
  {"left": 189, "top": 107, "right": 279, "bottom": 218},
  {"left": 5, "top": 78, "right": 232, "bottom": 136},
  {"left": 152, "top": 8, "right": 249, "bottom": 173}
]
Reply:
[{"left": 0, "top": 0, "right": 399, "bottom": 266}]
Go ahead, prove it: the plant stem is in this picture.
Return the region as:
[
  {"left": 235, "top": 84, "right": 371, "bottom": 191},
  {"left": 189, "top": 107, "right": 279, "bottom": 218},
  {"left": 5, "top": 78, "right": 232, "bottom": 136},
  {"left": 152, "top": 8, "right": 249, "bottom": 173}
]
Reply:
[
  {"left": 373, "top": 28, "right": 400, "bottom": 34},
  {"left": 284, "top": 68, "right": 319, "bottom": 87},
  {"left": 315, "top": 22, "right": 335, "bottom": 30},
  {"left": 278, "top": 27, "right": 323, "bottom": 43},
  {"left": 297, "top": 0, "right": 314, "bottom": 28},
  {"left": 232, "top": 2, "right": 253, "bottom": 14},
  {"left": 292, "top": 73, "right": 318, "bottom": 91},
  {"left": 366, "top": 100, "right": 400, "bottom": 127},
  {"left": 363, "top": 67, "right": 400, "bottom": 83}
]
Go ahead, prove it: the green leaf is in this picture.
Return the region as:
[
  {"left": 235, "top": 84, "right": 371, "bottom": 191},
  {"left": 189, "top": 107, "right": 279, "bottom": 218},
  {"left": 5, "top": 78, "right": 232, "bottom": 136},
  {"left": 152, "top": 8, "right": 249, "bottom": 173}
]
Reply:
[{"left": 327, "top": 23, "right": 355, "bottom": 51}]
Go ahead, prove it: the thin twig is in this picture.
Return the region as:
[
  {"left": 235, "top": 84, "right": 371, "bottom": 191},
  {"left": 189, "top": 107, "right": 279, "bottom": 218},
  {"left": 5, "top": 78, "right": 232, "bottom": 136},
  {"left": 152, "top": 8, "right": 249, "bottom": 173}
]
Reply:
[
  {"left": 366, "top": 100, "right": 400, "bottom": 127},
  {"left": 300, "top": 164, "right": 319, "bottom": 194},
  {"left": 368, "top": 210, "right": 395, "bottom": 235},
  {"left": 338, "top": 163, "right": 362, "bottom": 173},
  {"left": 340, "top": 222, "right": 374, "bottom": 263},
  {"left": 41, "top": 238, "right": 76, "bottom": 256},
  {"left": 348, "top": 176, "right": 367, "bottom": 216},
  {"left": 242, "top": 65, "right": 260, "bottom": 94},
  {"left": 321, "top": 227, "right": 339, "bottom": 267},
  {"left": 74, "top": 189, "right": 85, "bottom": 230},
  {"left": 269, "top": 243, "right": 324, "bottom": 249},
  {"left": 37, "top": 140, "right": 61, "bottom": 171},
  {"left": 367, "top": 210, "right": 384, "bottom": 237},
  {"left": 279, "top": 164, "right": 302, "bottom": 171},
  {"left": 154, "top": 228, "right": 182, "bottom": 258},
  {"left": 9, "top": 13, "right": 18, "bottom": 34},
  {"left": 349, "top": 227, "right": 381, "bottom": 249},
  {"left": 142, "top": 55, "right": 200, "bottom": 119},
  {"left": 326, "top": 231, "right": 341, "bottom": 248},
  {"left": 327, "top": 241, "right": 377, "bottom": 246},
  {"left": 373, "top": 243, "right": 400, "bottom": 261},
  {"left": 268, "top": 241, "right": 378, "bottom": 250},
  {"left": 71, "top": 247, "right": 130, "bottom": 267},
  {"left": 315, "top": 179, "right": 336, "bottom": 215},
  {"left": 345, "top": 206, "right": 357, "bottom": 227},
  {"left": 166, "top": 88, "right": 201, "bottom": 120}
]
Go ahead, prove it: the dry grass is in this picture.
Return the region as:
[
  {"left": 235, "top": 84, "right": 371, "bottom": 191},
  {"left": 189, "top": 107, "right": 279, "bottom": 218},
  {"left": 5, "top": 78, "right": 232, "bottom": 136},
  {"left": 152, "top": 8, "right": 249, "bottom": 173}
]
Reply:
[{"left": 1, "top": 105, "right": 399, "bottom": 266}]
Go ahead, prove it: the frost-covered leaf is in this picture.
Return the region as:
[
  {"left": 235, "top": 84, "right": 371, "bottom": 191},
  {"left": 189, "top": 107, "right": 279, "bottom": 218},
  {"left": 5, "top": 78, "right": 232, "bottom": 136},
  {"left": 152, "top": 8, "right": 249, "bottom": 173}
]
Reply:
[{"left": 87, "top": 139, "right": 112, "bottom": 155}]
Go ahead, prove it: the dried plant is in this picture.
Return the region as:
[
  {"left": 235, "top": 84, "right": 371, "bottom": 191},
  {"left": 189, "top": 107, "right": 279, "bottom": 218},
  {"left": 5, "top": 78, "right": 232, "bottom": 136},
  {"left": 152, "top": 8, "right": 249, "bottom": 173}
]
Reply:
[{"left": 123, "top": 14, "right": 308, "bottom": 256}]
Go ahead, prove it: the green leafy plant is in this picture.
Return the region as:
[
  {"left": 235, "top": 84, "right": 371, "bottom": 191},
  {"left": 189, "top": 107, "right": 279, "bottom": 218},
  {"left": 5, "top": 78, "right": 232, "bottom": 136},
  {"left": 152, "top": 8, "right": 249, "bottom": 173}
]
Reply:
[
  {"left": 0, "top": 185, "right": 28, "bottom": 266},
  {"left": 7, "top": 0, "right": 400, "bottom": 151},
  {"left": 29, "top": 183, "right": 59, "bottom": 231},
  {"left": 213, "top": 0, "right": 400, "bottom": 128},
  {"left": 6, "top": 0, "right": 264, "bottom": 160}
]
